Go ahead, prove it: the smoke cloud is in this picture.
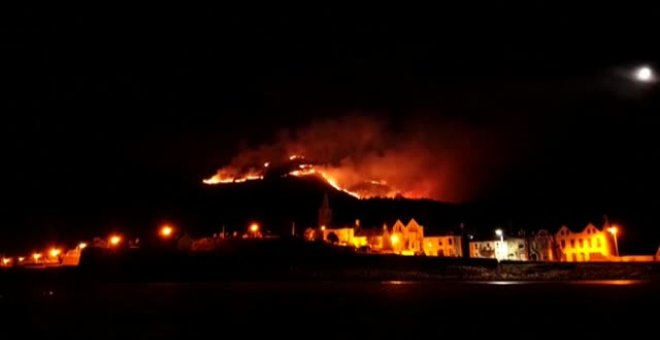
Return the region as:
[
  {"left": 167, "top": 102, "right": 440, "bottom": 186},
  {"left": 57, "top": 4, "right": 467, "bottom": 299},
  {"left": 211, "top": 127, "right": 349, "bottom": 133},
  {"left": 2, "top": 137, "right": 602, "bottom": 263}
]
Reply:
[{"left": 206, "top": 114, "right": 518, "bottom": 203}]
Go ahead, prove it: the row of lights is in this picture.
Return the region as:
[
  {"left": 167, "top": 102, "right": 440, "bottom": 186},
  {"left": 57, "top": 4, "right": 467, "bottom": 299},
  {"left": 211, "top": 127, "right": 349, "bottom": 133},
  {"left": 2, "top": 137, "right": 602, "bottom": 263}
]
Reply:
[
  {"left": 3, "top": 223, "right": 263, "bottom": 266},
  {"left": 1, "top": 225, "right": 178, "bottom": 267},
  {"left": 1, "top": 242, "right": 86, "bottom": 267}
]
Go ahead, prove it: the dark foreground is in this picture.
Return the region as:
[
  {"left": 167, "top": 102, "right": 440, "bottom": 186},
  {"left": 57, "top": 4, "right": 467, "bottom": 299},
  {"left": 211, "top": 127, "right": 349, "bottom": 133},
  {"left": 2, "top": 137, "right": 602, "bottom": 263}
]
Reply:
[{"left": 1, "top": 280, "right": 657, "bottom": 339}]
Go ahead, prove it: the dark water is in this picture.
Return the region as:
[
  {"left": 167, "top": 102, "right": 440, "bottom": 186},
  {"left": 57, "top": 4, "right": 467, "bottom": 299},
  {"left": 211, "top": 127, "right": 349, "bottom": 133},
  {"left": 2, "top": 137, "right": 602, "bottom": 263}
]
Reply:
[{"left": 1, "top": 280, "right": 657, "bottom": 339}]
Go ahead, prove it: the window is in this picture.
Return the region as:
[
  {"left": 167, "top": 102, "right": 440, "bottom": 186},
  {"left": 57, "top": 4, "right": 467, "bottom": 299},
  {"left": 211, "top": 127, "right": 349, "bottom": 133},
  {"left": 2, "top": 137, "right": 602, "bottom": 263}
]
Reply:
[
  {"left": 438, "top": 240, "right": 443, "bottom": 246},
  {"left": 586, "top": 239, "right": 591, "bottom": 248},
  {"left": 561, "top": 240, "right": 566, "bottom": 248},
  {"left": 570, "top": 240, "right": 575, "bottom": 248},
  {"left": 448, "top": 238, "right": 453, "bottom": 245},
  {"left": 596, "top": 238, "right": 601, "bottom": 248},
  {"left": 579, "top": 239, "right": 583, "bottom": 248}
]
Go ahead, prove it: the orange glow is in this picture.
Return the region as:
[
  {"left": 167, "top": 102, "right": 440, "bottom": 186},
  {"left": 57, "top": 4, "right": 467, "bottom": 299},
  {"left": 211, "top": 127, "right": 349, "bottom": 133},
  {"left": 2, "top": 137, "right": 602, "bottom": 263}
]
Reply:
[
  {"left": 607, "top": 226, "right": 618, "bottom": 235},
  {"left": 1, "top": 258, "right": 10, "bottom": 265},
  {"left": 78, "top": 242, "right": 88, "bottom": 250},
  {"left": 32, "top": 253, "right": 42, "bottom": 261},
  {"left": 49, "top": 248, "right": 61, "bottom": 257},
  {"left": 249, "top": 223, "right": 259, "bottom": 233},
  {"left": 202, "top": 155, "right": 400, "bottom": 199},
  {"left": 320, "top": 225, "right": 326, "bottom": 231},
  {"left": 160, "top": 225, "right": 174, "bottom": 238},
  {"left": 109, "top": 235, "right": 122, "bottom": 246},
  {"left": 17, "top": 257, "right": 25, "bottom": 262},
  {"left": 391, "top": 235, "right": 399, "bottom": 245},
  {"left": 202, "top": 168, "right": 264, "bottom": 185}
]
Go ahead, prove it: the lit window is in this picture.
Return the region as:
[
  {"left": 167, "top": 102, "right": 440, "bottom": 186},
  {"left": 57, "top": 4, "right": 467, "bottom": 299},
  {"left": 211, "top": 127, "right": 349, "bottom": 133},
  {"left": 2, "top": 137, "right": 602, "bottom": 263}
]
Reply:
[
  {"left": 570, "top": 240, "right": 575, "bottom": 248},
  {"left": 448, "top": 238, "right": 453, "bottom": 245},
  {"left": 586, "top": 239, "right": 591, "bottom": 248},
  {"left": 561, "top": 240, "right": 566, "bottom": 248},
  {"left": 596, "top": 238, "right": 601, "bottom": 248}
]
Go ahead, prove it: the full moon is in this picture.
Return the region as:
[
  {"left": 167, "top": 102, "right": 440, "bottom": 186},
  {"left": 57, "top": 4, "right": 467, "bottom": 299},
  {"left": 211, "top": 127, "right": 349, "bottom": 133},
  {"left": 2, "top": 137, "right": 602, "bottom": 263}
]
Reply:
[{"left": 634, "top": 66, "right": 654, "bottom": 82}]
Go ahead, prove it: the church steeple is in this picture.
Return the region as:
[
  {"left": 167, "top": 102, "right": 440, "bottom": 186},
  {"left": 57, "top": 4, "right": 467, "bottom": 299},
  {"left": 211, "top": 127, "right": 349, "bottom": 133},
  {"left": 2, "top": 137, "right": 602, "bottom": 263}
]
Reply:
[{"left": 318, "top": 193, "right": 332, "bottom": 228}]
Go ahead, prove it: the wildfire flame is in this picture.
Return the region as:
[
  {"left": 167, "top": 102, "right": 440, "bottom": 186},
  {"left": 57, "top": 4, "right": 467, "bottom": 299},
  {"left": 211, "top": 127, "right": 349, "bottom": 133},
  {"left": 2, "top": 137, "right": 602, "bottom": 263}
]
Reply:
[
  {"left": 203, "top": 155, "right": 397, "bottom": 199},
  {"left": 201, "top": 115, "right": 510, "bottom": 202}
]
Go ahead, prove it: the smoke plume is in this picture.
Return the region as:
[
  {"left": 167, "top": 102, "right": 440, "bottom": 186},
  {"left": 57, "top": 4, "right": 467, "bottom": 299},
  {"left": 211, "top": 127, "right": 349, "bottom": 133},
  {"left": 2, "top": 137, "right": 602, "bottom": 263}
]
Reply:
[{"left": 205, "top": 115, "right": 517, "bottom": 203}]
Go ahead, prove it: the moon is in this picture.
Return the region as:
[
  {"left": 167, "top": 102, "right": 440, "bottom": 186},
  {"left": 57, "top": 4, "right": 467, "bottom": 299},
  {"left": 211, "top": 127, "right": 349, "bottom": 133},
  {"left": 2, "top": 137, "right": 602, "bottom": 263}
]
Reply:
[{"left": 634, "top": 66, "right": 654, "bottom": 82}]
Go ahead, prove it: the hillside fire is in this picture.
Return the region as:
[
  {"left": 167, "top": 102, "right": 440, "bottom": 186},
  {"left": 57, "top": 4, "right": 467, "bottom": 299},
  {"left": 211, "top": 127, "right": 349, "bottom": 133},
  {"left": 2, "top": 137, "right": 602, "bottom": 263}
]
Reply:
[
  {"left": 203, "top": 155, "right": 396, "bottom": 199},
  {"left": 200, "top": 115, "right": 513, "bottom": 202}
]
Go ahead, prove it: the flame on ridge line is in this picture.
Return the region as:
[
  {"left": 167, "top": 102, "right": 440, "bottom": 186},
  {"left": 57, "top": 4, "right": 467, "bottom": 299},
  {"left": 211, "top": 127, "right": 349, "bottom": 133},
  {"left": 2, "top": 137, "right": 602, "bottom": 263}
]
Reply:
[{"left": 202, "top": 155, "right": 386, "bottom": 199}]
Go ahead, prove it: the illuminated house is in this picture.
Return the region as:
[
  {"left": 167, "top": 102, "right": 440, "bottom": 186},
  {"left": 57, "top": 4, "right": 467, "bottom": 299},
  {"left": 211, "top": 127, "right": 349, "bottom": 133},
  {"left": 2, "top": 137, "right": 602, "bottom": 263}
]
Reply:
[
  {"left": 390, "top": 219, "right": 425, "bottom": 255},
  {"left": 554, "top": 224, "right": 613, "bottom": 262},
  {"left": 470, "top": 238, "right": 527, "bottom": 261},
  {"left": 322, "top": 227, "right": 367, "bottom": 248},
  {"left": 527, "top": 229, "right": 559, "bottom": 261},
  {"left": 319, "top": 218, "right": 463, "bottom": 257},
  {"left": 423, "top": 235, "right": 462, "bottom": 257}
]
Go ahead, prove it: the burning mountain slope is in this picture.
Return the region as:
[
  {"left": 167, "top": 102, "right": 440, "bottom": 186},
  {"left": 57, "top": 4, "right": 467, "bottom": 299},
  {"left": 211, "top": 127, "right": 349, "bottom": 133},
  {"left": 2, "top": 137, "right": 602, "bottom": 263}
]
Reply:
[
  {"left": 204, "top": 154, "right": 396, "bottom": 199},
  {"left": 204, "top": 116, "right": 515, "bottom": 203}
]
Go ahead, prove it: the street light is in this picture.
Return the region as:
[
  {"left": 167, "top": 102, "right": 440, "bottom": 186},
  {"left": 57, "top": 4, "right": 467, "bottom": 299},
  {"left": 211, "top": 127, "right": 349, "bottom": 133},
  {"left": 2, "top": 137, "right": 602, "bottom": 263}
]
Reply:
[
  {"left": 32, "top": 253, "right": 42, "bottom": 262},
  {"left": 607, "top": 225, "right": 620, "bottom": 257},
  {"left": 249, "top": 223, "right": 260, "bottom": 234},
  {"left": 49, "top": 248, "right": 61, "bottom": 258},
  {"left": 159, "top": 225, "right": 174, "bottom": 238},
  {"left": 1, "top": 258, "right": 10, "bottom": 266},
  {"left": 495, "top": 229, "right": 504, "bottom": 261},
  {"left": 78, "top": 242, "right": 88, "bottom": 250},
  {"left": 495, "top": 229, "right": 503, "bottom": 241},
  {"left": 109, "top": 235, "right": 122, "bottom": 247}
]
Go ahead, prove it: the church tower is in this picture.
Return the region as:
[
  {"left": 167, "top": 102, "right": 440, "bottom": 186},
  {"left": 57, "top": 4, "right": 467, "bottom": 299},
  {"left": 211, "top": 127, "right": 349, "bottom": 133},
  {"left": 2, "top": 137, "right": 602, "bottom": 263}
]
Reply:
[{"left": 318, "top": 193, "right": 332, "bottom": 228}]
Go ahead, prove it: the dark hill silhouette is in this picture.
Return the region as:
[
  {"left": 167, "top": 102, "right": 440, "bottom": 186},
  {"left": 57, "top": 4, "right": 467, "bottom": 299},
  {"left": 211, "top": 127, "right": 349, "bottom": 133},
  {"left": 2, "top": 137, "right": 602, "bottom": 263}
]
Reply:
[{"left": 191, "top": 175, "right": 464, "bottom": 237}]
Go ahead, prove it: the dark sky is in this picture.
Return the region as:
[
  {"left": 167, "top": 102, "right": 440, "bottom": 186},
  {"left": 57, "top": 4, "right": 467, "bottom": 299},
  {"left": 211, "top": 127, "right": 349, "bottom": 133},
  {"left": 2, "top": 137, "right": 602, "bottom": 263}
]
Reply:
[{"left": 2, "top": 4, "right": 660, "bottom": 252}]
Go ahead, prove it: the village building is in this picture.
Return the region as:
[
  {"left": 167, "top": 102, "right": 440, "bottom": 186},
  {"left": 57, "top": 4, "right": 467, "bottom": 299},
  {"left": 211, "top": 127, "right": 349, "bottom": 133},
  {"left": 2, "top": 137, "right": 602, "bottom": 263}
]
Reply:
[
  {"left": 527, "top": 229, "right": 559, "bottom": 261},
  {"left": 389, "top": 219, "right": 425, "bottom": 255},
  {"left": 423, "top": 235, "right": 462, "bottom": 257},
  {"left": 554, "top": 224, "right": 613, "bottom": 262},
  {"left": 470, "top": 238, "right": 527, "bottom": 261}
]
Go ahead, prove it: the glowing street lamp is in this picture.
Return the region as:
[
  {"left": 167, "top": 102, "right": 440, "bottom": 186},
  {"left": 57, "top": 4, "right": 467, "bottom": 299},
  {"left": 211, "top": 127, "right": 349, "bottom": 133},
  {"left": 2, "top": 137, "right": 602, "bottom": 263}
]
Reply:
[
  {"left": 17, "top": 257, "right": 25, "bottom": 263},
  {"left": 32, "top": 253, "right": 42, "bottom": 262},
  {"left": 249, "top": 223, "right": 260, "bottom": 234},
  {"left": 78, "top": 242, "right": 88, "bottom": 250},
  {"left": 495, "top": 229, "right": 504, "bottom": 261},
  {"left": 49, "top": 248, "right": 61, "bottom": 258},
  {"left": 159, "top": 225, "right": 174, "bottom": 238},
  {"left": 390, "top": 234, "right": 399, "bottom": 245},
  {"left": 109, "top": 235, "right": 122, "bottom": 247},
  {"left": 607, "top": 225, "right": 620, "bottom": 257},
  {"left": 2, "top": 258, "right": 11, "bottom": 266}
]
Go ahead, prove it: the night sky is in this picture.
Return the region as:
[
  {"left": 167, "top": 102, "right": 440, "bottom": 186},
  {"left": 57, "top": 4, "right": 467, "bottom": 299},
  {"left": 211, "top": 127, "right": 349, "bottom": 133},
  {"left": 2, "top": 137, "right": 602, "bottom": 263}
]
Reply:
[{"left": 2, "top": 4, "right": 660, "bottom": 253}]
